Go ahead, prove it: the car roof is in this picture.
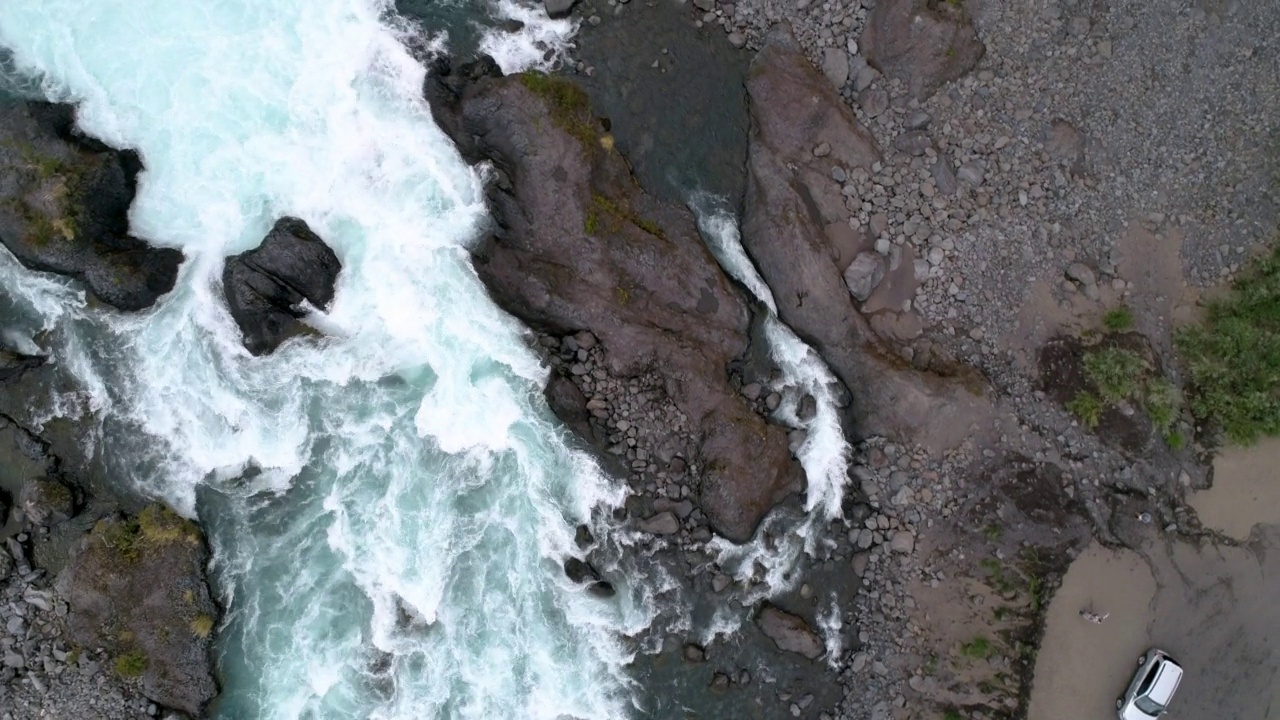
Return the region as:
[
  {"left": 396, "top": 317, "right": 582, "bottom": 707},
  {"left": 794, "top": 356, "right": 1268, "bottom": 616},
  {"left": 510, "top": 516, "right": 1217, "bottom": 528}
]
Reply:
[{"left": 1147, "top": 659, "right": 1184, "bottom": 706}]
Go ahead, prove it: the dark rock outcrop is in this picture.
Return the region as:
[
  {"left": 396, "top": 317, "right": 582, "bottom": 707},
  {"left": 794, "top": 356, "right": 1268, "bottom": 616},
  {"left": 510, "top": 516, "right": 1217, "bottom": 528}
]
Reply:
[
  {"left": 222, "top": 217, "right": 341, "bottom": 355},
  {"left": 18, "top": 476, "right": 76, "bottom": 526},
  {"left": 756, "top": 604, "right": 824, "bottom": 659},
  {"left": 426, "top": 59, "right": 802, "bottom": 542},
  {"left": 743, "top": 26, "right": 992, "bottom": 451},
  {"left": 860, "top": 0, "right": 986, "bottom": 100},
  {"left": 0, "top": 347, "right": 44, "bottom": 383},
  {"left": 56, "top": 504, "right": 219, "bottom": 716},
  {"left": 0, "top": 102, "right": 183, "bottom": 311},
  {"left": 543, "top": 0, "right": 577, "bottom": 19}
]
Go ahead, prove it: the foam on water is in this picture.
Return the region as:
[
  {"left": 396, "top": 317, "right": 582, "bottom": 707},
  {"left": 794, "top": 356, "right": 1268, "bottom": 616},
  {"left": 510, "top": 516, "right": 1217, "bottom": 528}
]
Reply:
[
  {"left": 692, "top": 203, "right": 852, "bottom": 602},
  {"left": 0, "top": 1, "right": 652, "bottom": 717},
  {"left": 478, "top": 0, "right": 578, "bottom": 74}
]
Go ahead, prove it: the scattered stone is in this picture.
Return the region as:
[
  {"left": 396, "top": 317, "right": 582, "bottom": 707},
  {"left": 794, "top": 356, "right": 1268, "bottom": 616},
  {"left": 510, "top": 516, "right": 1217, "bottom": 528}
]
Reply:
[
  {"left": 638, "top": 511, "right": 680, "bottom": 535},
  {"left": 956, "top": 160, "right": 985, "bottom": 187},
  {"left": 821, "top": 47, "right": 850, "bottom": 88},
  {"left": 843, "top": 252, "right": 888, "bottom": 302}
]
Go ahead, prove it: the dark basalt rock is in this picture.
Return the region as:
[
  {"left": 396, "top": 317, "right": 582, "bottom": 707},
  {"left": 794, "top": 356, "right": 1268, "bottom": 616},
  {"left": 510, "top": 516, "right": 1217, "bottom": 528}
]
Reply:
[
  {"left": 0, "top": 347, "right": 44, "bottom": 383},
  {"left": 222, "top": 217, "right": 341, "bottom": 355},
  {"left": 425, "top": 58, "right": 802, "bottom": 543},
  {"left": 0, "top": 102, "right": 183, "bottom": 311},
  {"left": 56, "top": 504, "right": 219, "bottom": 716}
]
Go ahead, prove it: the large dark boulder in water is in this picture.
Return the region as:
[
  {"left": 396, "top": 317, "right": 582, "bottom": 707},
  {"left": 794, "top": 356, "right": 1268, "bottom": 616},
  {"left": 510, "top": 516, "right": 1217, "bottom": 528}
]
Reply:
[
  {"left": 222, "top": 217, "right": 341, "bottom": 355},
  {"left": 743, "top": 26, "right": 993, "bottom": 451},
  {"left": 0, "top": 102, "right": 183, "bottom": 311},
  {"left": 426, "top": 58, "right": 802, "bottom": 543},
  {"left": 56, "top": 504, "right": 219, "bottom": 716}
]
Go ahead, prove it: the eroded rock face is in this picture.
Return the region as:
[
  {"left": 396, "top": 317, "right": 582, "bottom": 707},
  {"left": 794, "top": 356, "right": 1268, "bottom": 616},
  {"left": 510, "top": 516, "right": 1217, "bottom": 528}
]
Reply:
[
  {"left": 56, "top": 505, "right": 219, "bottom": 716},
  {"left": 0, "top": 102, "right": 183, "bottom": 311},
  {"left": 860, "top": 0, "right": 986, "bottom": 100},
  {"left": 426, "top": 58, "right": 802, "bottom": 542},
  {"left": 743, "top": 26, "right": 992, "bottom": 451},
  {"left": 222, "top": 217, "right": 341, "bottom": 355}
]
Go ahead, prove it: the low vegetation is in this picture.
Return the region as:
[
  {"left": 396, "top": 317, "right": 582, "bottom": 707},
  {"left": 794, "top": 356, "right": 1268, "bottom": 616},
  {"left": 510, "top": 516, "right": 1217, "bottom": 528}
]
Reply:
[
  {"left": 960, "top": 636, "right": 994, "bottom": 660},
  {"left": 1102, "top": 305, "right": 1135, "bottom": 332},
  {"left": 103, "top": 504, "right": 203, "bottom": 562},
  {"left": 1175, "top": 243, "right": 1280, "bottom": 444},
  {"left": 113, "top": 650, "right": 147, "bottom": 678},
  {"left": 516, "top": 72, "right": 598, "bottom": 150},
  {"left": 190, "top": 613, "right": 215, "bottom": 639},
  {"left": 1067, "top": 343, "right": 1184, "bottom": 444}
]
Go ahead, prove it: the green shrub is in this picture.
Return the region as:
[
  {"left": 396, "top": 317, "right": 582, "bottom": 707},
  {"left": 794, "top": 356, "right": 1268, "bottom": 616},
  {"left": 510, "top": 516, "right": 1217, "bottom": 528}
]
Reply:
[
  {"left": 960, "top": 636, "right": 994, "bottom": 659},
  {"left": 114, "top": 651, "right": 147, "bottom": 678},
  {"left": 1143, "top": 379, "right": 1182, "bottom": 434},
  {"left": 1083, "top": 348, "right": 1145, "bottom": 404},
  {"left": 1067, "top": 392, "right": 1104, "bottom": 428},
  {"left": 1103, "top": 306, "right": 1135, "bottom": 331},
  {"left": 1175, "top": 244, "right": 1280, "bottom": 444}
]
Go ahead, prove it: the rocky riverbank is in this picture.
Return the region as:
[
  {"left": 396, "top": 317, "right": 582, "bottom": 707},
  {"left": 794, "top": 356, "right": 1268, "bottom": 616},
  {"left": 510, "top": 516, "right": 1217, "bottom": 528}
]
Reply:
[
  {"left": 533, "top": 0, "right": 1279, "bottom": 716},
  {"left": 0, "top": 411, "right": 221, "bottom": 720},
  {"left": 0, "top": 101, "right": 222, "bottom": 717}
]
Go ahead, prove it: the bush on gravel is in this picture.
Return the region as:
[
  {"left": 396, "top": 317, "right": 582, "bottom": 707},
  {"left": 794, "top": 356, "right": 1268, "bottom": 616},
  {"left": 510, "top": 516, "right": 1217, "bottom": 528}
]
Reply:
[{"left": 1176, "top": 243, "right": 1280, "bottom": 444}]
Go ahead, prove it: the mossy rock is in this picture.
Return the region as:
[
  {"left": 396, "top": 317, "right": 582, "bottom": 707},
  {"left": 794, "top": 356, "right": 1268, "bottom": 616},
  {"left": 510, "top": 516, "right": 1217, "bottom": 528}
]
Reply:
[{"left": 56, "top": 503, "right": 219, "bottom": 715}]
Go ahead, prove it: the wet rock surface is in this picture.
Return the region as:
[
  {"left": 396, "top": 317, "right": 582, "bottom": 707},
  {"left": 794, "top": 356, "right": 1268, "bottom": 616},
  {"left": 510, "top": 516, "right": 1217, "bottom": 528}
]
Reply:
[
  {"left": 425, "top": 59, "right": 803, "bottom": 542},
  {"left": 222, "top": 217, "right": 342, "bottom": 356},
  {"left": 0, "top": 102, "right": 183, "bottom": 311}
]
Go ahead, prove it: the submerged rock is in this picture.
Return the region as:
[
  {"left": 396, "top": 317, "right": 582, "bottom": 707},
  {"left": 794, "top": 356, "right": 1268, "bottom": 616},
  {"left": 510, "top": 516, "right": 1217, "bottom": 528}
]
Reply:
[
  {"left": 425, "top": 58, "right": 802, "bottom": 542},
  {"left": 743, "top": 25, "right": 992, "bottom": 450},
  {"left": 56, "top": 504, "right": 219, "bottom": 716},
  {"left": 0, "top": 347, "right": 44, "bottom": 383},
  {"left": 222, "top": 217, "right": 342, "bottom": 355},
  {"left": 0, "top": 102, "right": 183, "bottom": 311},
  {"left": 860, "top": 0, "right": 986, "bottom": 100}
]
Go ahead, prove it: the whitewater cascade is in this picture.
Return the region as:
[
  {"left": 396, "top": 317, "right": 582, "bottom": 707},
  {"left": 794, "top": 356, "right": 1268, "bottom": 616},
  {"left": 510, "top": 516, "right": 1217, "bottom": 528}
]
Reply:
[
  {"left": 694, "top": 206, "right": 852, "bottom": 607},
  {"left": 0, "top": 0, "right": 654, "bottom": 717}
]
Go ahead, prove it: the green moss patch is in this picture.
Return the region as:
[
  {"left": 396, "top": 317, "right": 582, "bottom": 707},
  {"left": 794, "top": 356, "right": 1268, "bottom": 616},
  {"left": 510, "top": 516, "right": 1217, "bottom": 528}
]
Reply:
[
  {"left": 516, "top": 73, "right": 598, "bottom": 150},
  {"left": 114, "top": 650, "right": 147, "bottom": 677},
  {"left": 584, "top": 193, "right": 666, "bottom": 240}
]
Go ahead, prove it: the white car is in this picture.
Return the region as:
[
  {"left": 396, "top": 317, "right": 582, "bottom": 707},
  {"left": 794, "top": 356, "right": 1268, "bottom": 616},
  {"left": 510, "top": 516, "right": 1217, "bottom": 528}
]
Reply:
[{"left": 1116, "top": 649, "right": 1184, "bottom": 719}]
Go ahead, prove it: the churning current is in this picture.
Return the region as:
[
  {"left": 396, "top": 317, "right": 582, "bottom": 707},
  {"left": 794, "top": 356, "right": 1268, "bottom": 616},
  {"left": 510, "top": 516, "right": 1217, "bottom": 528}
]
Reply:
[{"left": 0, "top": 0, "right": 655, "bottom": 717}]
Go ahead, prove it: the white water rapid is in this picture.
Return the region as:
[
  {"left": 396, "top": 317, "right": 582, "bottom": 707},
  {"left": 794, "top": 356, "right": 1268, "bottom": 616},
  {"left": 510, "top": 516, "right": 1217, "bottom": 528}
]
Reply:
[
  {"left": 0, "top": 1, "right": 654, "bottom": 717},
  {"left": 694, "top": 206, "right": 852, "bottom": 608}
]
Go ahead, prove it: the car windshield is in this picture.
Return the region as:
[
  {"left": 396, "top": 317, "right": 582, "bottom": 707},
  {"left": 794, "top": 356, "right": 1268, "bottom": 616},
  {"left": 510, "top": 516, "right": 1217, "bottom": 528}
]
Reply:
[{"left": 1136, "top": 696, "right": 1165, "bottom": 715}]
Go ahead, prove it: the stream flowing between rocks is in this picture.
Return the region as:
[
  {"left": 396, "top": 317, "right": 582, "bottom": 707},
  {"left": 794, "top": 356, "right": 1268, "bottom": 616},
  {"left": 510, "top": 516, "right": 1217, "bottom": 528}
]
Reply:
[{"left": 0, "top": 0, "right": 850, "bottom": 717}]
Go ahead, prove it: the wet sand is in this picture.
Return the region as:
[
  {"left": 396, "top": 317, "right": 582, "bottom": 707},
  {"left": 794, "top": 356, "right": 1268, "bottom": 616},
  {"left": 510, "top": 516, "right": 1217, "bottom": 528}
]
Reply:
[
  {"left": 1026, "top": 543, "right": 1156, "bottom": 720},
  {"left": 1189, "top": 437, "right": 1280, "bottom": 539},
  {"left": 1031, "top": 440, "right": 1280, "bottom": 720}
]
